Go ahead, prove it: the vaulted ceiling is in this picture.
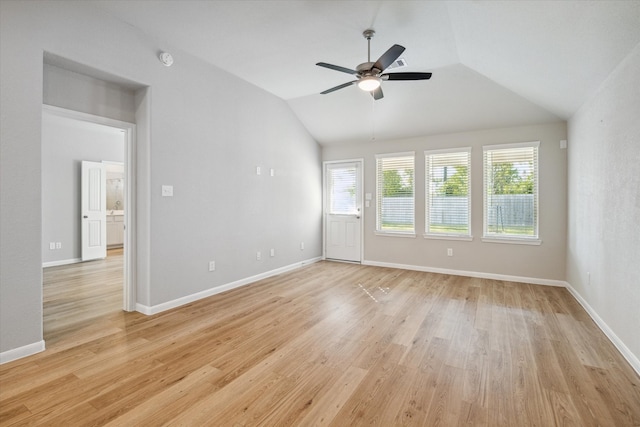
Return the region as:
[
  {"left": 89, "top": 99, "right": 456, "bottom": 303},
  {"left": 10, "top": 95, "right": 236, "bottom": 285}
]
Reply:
[{"left": 92, "top": 1, "right": 640, "bottom": 146}]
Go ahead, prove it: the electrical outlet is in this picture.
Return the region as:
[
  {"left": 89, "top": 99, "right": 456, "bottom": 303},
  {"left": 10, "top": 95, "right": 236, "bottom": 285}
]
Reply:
[
  {"left": 256, "top": 251, "right": 261, "bottom": 261},
  {"left": 270, "top": 248, "right": 275, "bottom": 257},
  {"left": 209, "top": 261, "right": 215, "bottom": 272},
  {"left": 300, "top": 241, "right": 304, "bottom": 251},
  {"left": 447, "top": 248, "right": 453, "bottom": 257},
  {"left": 56, "top": 242, "right": 62, "bottom": 249}
]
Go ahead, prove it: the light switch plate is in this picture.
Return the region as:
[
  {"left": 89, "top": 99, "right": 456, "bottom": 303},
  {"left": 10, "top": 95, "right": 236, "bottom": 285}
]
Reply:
[{"left": 162, "top": 185, "right": 173, "bottom": 197}]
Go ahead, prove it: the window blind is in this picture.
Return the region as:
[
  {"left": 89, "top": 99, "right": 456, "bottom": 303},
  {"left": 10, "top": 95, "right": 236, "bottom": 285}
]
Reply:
[
  {"left": 376, "top": 153, "right": 415, "bottom": 233},
  {"left": 327, "top": 165, "right": 357, "bottom": 215},
  {"left": 483, "top": 142, "right": 539, "bottom": 239},
  {"left": 425, "top": 148, "right": 471, "bottom": 236}
]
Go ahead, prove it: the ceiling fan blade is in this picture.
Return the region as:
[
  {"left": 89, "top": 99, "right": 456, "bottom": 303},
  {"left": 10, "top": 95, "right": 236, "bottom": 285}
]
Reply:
[
  {"left": 316, "top": 62, "right": 358, "bottom": 75},
  {"left": 320, "top": 81, "right": 357, "bottom": 95},
  {"left": 371, "top": 86, "right": 384, "bottom": 100},
  {"left": 381, "top": 72, "right": 432, "bottom": 81},
  {"left": 372, "top": 44, "right": 405, "bottom": 72}
]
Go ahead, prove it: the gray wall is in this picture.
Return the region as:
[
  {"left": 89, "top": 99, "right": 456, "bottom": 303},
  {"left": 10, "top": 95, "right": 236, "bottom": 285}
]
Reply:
[
  {"left": 44, "top": 63, "right": 137, "bottom": 123},
  {"left": 567, "top": 42, "right": 640, "bottom": 363},
  {"left": 323, "top": 122, "right": 568, "bottom": 281},
  {"left": 41, "top": 112, "right": 125, "bottom": 264},
  {"left": 0, "top": 1, "right": 321, "bottom": 356}
]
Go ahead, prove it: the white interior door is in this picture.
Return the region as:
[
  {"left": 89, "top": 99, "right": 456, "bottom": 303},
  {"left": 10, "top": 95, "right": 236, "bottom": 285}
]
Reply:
[
  {"left": 81, "top": 160, "right": 107, "bottom": 261},
  {"left": 325, "top": 161, "right": 362, "bottom": 262}
]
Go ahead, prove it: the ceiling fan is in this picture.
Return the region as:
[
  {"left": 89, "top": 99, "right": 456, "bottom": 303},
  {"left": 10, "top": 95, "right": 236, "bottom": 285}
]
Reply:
[{"left": 316, "top": 29, "right": 432, "bottom": 100}]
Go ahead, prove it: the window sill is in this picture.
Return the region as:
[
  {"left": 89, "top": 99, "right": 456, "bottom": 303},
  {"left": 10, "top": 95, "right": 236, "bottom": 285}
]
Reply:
[
  {"left": 375, "top": 231, "right": 416, "bottom": 238},
  {"left": 423, "top": 234, "right": 473, "bottom": 242},
  {"left": 482, "top": 236, "right": 542, "bottom": 246}
]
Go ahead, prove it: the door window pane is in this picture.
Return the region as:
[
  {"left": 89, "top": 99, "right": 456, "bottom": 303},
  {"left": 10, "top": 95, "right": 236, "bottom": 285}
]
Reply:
[{"left": 328, "top": 165, "right": 357, "bottom": 215}]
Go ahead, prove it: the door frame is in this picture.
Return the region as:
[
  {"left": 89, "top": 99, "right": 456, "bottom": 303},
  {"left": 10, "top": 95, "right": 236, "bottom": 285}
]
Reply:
[
  {"left": 42, "top": 105, "right": 137, "bottom": 311},
  {"left": 322, "top": 158, "right": 364, "bottom": 263}
]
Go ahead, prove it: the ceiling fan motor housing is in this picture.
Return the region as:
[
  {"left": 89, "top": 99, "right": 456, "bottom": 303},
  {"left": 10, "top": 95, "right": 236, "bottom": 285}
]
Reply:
[{"left": 356, "top": 62, "right": 377, "bottom": 76}]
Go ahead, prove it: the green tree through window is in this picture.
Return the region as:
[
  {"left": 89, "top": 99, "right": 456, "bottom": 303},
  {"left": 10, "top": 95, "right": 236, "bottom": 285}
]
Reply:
[
  {"left": 438, "top": 166, "right": 468, "bottom": 196},
  {"left": 491, "top": 163, "right": 534, "bottom": 195},
  {"left": 383, "top": 169, "right": 413, "bottom": 197}
]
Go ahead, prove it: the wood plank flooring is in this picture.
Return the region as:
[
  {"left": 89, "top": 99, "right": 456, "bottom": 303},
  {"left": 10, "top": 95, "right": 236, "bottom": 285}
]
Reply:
[
  {"left": 1, "top": 255, "right": 639, "bottom": 426},
  {"left": 42, "top": 248, "right": 123, "bottom": 347}
]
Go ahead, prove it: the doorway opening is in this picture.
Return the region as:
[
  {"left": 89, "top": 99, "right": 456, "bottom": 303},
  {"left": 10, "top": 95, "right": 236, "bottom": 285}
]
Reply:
[{"left": 42, "top": 106, "right": 136, "bottom": 344}]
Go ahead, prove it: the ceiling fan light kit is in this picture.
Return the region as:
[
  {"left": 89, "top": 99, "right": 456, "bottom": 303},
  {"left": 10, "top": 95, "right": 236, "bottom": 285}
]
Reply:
[
  {"left": 316, "top": 29, "right": 432, "bottom": 100},
  {"left": 357, "top": 76, "right": 381, "bottom": 91}
]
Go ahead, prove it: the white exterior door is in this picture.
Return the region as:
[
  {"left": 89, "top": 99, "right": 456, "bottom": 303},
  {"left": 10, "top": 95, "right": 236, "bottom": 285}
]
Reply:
[
  {"left": 81, "top": 160, "right": 107, "bottom": 261},
  {"left": 324, "top": 161, "right": 362, "bottom": 262}
]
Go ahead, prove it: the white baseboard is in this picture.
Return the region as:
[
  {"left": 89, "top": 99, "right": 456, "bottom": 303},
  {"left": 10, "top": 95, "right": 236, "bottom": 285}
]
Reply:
[
  {"left": 42, "top": 258, "right": 81, "bottom": 268},
  {"left": 0, "top": 340, "right": 45, "bottom": 365},
  {"left": 5, "top": 260, "right": 637, "bottom": 378},
  {"left": 136, "top": 257, "right": 322, "bottom": 316},
  {"left": 362, "top": 259, "right": 567, "bottom": 287},
  {"left": 564, "top": 283, "right": 640, "bottom": 376}
]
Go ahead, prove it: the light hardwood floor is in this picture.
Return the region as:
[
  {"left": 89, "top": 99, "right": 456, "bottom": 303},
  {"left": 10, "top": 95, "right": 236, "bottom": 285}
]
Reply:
[
  {"left": 42, "top": 248, "right": 124, "bottom": 346},
  {"left": 1, "top": 254, "right": 639, "bottom": 426}
]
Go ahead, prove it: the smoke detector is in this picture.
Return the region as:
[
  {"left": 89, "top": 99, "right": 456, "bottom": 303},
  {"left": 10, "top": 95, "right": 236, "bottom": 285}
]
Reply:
[{"left": 159, "top": 52, "right": 174, "bottom": 67}]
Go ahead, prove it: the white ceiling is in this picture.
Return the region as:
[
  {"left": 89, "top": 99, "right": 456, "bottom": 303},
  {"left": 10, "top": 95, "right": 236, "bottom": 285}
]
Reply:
[{"left": 91, "top": 0, "right": 640, "bottom": 146}]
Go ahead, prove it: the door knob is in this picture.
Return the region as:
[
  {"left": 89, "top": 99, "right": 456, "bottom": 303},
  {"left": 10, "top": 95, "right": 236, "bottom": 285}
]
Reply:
[{"left": 83, "top": 215, "right": 88, "bottom": 218}]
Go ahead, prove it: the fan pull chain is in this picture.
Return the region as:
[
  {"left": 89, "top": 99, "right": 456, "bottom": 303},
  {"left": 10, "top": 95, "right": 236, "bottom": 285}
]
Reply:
[{"left": 371, "top": 97, "right": 376, "bottom": 141}]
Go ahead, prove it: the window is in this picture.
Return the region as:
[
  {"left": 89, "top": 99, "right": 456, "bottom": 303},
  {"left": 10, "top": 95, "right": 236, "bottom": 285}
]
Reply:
[
  {"left": 483, "top": 142, "right": 539, "bottom": 243},
  {"left": 327, "top": 164, "right": 358, "bottom": 215},
  {"left": 376, "top": 152, "right": 415, "bottom": 235},
  {"left": 425, "top": 148, "right": 471, "bottom": 239}
]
